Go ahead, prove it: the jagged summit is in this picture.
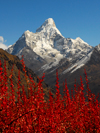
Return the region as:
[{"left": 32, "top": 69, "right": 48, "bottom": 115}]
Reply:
[
  {"left": 76, "top": 37, "right": 83, "bottom": 41},
  {"left": 24, "top": 30, "right": 31, "bottom": 34},
  {"left": 75, "top": 37, "right": 88, "bottom": 44},
  {"left": 36, "top": 18, "right": 62, "bottom": 36},
  {"left": 42, "top": 18, "right": 56, "bottom": 27},
  {"left": 36, "top": 18, "right": 56, "bottom": 32}
]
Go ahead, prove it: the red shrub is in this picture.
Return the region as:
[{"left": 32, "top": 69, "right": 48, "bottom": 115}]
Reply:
[{"left": 0, "top": 58, "right": 100, "bottom": 133}]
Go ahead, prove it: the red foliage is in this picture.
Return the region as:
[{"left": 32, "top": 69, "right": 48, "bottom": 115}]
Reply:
[{"left": 0, "top": 58, "right": 100, "bottom": 133}]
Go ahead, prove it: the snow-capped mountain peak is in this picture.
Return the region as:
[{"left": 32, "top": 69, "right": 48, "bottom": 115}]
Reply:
[
  {"left": 36, "top": 18, "right": 56, "bottom": 32},
  {"left": 70, "top": 37, "right": 88, "bottom": 45},
  {"left": 6, "top": 18, "right": 94, "bottom": 74},
  {"left": 36, "top": 18, "right": 62, "bottom": 37},
  {"left": 75, "top": 37, "right": 88, "bottom": 44},
  {"left": 76, "top": 37, "right": 83, "bottom": 41},
  {"left": 24, "top": 30, "right": 31, "bottom": 35}
]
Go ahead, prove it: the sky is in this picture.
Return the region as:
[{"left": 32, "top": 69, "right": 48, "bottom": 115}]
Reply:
[{"left": 0, "top": 0, "right": 100, "bottom": 49}]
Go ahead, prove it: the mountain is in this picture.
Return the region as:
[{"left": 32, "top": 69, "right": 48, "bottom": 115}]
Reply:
[
  {"left": 0, "top": 48, "right": 55, "bottom": 102},
  {"left": 7, "top": 18, "right": 93, "bottom": 72},
  {"left": 6, "top": 18, "right": 100, "bottom": 99}
]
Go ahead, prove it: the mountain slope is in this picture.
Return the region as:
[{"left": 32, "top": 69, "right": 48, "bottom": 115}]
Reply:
[
  {"left": 0, "top": 48, "right": 55, "bottom": 101},
  {"left": 61, "top": 45, "right": 100, "bottom": 98}
]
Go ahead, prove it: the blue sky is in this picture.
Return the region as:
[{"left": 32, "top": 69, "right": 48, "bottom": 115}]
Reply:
[{"left": 0, "top": 0, "right": 100, "bottom": 49}]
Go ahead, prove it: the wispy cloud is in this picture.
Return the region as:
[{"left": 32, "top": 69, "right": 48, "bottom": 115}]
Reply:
[{"left": 0, "top": 36, "right": 8, "bottom": 50}]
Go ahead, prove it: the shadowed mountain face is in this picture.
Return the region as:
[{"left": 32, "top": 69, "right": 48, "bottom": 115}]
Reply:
[
  {"left": 0, "top": 48, "right": 55, "bottom": 102},
  {"left": 58, "top": 47, "right": 100, "bottom": 99}
]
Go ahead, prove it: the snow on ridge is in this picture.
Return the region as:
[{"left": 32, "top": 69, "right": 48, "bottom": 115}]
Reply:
[
  {"left": 62, "top": 50, "right": 93, "bottom": 74},
  {"left": 71, "top": 37, "right": 90, "bottom": 47},
  {"left": 8, "top": 45, "right": 12, "bottom": 48},
  {"left": 75, "top": 37, "right": 86, "bottom": 43}
]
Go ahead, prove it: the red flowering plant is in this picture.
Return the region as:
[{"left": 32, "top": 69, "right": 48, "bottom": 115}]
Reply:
[{"left": 0, "top": 57, "right": 100, "bottom": 133}]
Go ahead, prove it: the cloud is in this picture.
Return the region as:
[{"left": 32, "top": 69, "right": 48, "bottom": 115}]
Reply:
[
  {"left": 0, "top": 36, "right": 4, "bottom": 42},
  {"left": 0, "top": 36, "right": 8, "bottom": 50}
]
